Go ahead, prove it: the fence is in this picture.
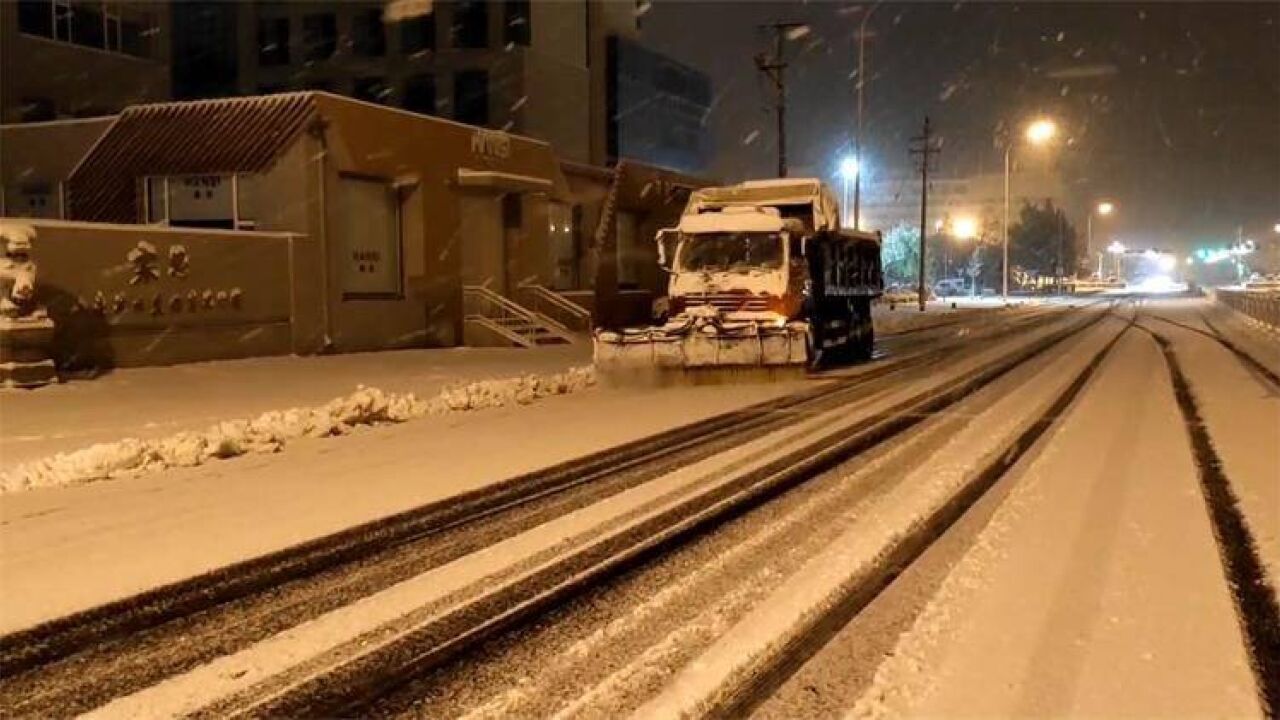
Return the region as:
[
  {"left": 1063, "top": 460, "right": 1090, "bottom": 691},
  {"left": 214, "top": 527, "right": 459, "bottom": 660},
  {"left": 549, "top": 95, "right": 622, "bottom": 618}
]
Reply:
[{"left": 1216, "top": 289, "right": 1280, "bottom": 330}]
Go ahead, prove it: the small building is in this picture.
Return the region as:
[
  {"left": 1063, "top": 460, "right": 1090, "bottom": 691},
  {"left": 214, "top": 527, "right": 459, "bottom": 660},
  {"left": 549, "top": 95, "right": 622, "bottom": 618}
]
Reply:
[{"left": 20, "top": 91, "right": 707, "bottom": 368}]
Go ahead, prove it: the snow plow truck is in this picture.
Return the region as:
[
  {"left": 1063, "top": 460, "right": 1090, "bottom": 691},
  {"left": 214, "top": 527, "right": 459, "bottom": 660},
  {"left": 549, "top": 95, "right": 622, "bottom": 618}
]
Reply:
[{"left": 594, "top": 178, "right": 883, "bottom": 380}]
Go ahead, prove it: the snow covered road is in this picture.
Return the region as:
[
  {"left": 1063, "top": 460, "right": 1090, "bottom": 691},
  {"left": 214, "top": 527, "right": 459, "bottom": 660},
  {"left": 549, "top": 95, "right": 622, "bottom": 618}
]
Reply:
[{"left": 2, "top": 296, "right": 1275, "bottom": 718}]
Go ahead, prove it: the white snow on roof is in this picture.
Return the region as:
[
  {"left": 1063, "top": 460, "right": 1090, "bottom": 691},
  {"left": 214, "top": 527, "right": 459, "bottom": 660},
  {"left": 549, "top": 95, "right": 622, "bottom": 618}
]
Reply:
[
  {"left": 678, "top": 209, "right": 785, "bottom": 233},
  {"left": 737, "top": 178, "right": 822, "bottom": 189}
]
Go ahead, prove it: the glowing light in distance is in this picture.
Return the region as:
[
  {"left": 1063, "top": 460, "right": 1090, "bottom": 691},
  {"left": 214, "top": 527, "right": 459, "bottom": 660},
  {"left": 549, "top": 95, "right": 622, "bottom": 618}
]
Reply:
[
  {"left": 1096, "top": 201, "right": 1115, "bottom": 216},
  {"left": 1025, "top": 118, "right": 1058, "bottom": 145},
  {"left": 952, "top": 216, "right": 979, "bottom": 240},
  {"left": 838, "top": 156, "right": 859, "bottom": 180}
]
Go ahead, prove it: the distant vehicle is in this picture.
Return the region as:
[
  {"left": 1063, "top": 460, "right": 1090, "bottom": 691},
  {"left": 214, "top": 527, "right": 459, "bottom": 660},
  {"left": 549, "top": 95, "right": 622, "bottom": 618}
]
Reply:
[
  {"left": 934, "top": 278, "right": 967, "bottom": 296},
  {"left": 594, "top": 178, "right": 883, "bottom": 374}
]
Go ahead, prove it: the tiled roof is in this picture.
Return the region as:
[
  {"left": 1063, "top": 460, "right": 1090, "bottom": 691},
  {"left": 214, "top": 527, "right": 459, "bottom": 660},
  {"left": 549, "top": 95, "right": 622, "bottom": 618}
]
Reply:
[{"left": 68, "top": 93, "right": 318, "bottom": 223}]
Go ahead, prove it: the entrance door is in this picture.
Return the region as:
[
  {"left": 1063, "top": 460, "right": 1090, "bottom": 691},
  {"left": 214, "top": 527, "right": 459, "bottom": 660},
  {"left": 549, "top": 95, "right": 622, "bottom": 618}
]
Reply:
[{"left": 458, "top": 192, "right": 506, "bottom": 294}]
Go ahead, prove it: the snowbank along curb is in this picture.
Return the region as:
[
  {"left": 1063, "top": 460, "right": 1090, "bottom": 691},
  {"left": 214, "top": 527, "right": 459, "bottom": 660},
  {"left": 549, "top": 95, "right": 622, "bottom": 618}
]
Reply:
[{"left": 1, "top": 366, "right": 596, "bottom": 493}]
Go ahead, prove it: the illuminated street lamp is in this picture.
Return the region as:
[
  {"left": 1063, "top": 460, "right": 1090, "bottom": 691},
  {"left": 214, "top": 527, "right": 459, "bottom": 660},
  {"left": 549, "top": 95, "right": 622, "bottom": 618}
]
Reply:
[
  {"left": 1087, "top": 201, "right": 1117, "bottom": 277},
  {"left": 952, "top": 215, "right": 979, "bottom": 241},
  {"left": 1025, "top": 118, "right": 1058, "bottom": 145},
  {"left": 838, "top": 156, "right": 859, "bottom": 227},
  {"left": 1002, "top": 117, "right": 1059, "bottom": 300}
]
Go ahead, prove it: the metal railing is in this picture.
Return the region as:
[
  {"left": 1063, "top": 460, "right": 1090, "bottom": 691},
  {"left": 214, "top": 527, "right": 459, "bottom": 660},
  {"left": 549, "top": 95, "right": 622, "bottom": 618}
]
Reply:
[
  {"left": 462, "top": 285, "right": 577, "bottom": 346},
  {"left": 516, "top": 283, "right": 592, "bottom": 333},
  {"left": 1216, "top": 289, "right": 1280, "bottom": 330}
]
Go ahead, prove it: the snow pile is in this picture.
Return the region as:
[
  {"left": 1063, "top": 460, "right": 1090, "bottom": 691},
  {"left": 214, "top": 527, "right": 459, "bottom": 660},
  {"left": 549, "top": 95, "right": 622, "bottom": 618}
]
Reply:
[{"left": 1, "top": 366, "right": 595, "bottom": 493}]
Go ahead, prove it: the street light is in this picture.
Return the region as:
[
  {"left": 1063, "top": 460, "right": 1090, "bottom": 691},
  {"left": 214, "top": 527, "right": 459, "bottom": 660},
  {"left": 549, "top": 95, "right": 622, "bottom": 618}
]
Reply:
[
  {"left": 838, "top": 156, "right": 858, "bottom": 227},
  {"left": 1024, "top": 118, "right": 1058, "bottom": 144},
  {"left": 1002, "top": 117, "right": 1059, "bottom": 300},
  {"left": 952, "top": 215, "right": 979, "bottom": 241},
  {"left": 1087, "top": 201, "right": 1117, "bottom": 277}
]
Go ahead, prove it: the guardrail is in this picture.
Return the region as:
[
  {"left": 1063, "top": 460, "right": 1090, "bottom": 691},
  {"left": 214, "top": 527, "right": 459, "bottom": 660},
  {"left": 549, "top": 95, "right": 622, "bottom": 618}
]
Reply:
[
  {"left": 1216, "top": 288, "right": 1280, "bottom": 329},
  {"left": 516, "top": 284, "right": 592, "bottom": 333}
]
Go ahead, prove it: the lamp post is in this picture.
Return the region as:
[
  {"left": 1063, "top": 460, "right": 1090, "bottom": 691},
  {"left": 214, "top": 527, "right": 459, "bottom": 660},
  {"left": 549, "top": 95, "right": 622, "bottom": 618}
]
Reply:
[
  {"left": 838, "top": 156, "right": 858, "bottom": 228},
  {"left": 1002, "top": 117, "right": 1057, "bottom": 301},
  {"left": 1087, "top": 201, "right": 1115, "bottom": 278}
]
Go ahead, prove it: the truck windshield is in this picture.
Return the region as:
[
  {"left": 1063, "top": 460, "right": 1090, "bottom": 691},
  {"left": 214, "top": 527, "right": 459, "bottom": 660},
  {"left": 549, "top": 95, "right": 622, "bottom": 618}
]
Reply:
[{"left": 676, "top": 232, "right": 784, "bottom": 273}]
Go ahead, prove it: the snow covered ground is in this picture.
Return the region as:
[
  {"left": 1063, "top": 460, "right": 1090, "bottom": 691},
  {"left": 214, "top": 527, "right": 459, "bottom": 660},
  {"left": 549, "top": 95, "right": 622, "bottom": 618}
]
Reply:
[
  {"left": 848, "top": 326, "right": 1261, "bottom": 717},
  {"left": 0, "top": 345, "right": 589, "bottom": 474},
  {"left": 0, "top": 370, "right": 814, "bottom": 632}
]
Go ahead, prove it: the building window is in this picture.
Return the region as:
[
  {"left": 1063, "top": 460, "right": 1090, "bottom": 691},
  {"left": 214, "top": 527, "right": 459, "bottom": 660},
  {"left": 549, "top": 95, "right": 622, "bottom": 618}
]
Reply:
[
  {"left": 104, "top": 2, "right": 122, "bottom": 51},
  {"left": 302, "top": 13, "right": 336, "bottom": 61},
  {"left": 354, "top": 76, "right": 392, "bottom": 105},
  {"left": 6, "top": 182, "right": 60, "bottom": 220},
  {"left": 503, "top": 0, "right": 530, "bottom": 47},
  {"left": 53, "top": 0, "right": 72, "bottom": 41},
  {"left": 144, "top": 175, "right": 251, "bottom": 230},
  {"left": 453, "top": 0, "right": 487, "bottom": 49},
  {"left": 399, "top": 13, "right": 434, "bottom": 55},
  {"left": 18, "top": 0, "right": 53, "bottom": 37},
  {"left": 403, "top": 74, "right": 436, "bottom": 115},
  {"left": 17, "top": 0, "right": 141, "bottom": 55},
  {"left": 338, "top": 175, "right": 402, "bottom": 298},
  {"left": 73, "top": 2, "right": 105, "bottom": 48},
  {"left": 454, "top": 69, "right": 489, "bottom": 126},
  {"left": 351, "top": 8, "right": 386, "bottom": 56},
  {"left": 258, "top": 16, "right": 290, "bottom": 66},
  {"left": 120, "top": 13, "right": 155, "bottom": 57}
]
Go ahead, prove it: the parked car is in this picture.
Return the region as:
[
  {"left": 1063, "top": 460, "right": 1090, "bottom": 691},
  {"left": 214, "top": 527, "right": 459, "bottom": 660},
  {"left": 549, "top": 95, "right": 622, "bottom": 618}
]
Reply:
[{"left": 934, "top": 278, "right": 967, "bottom": 296}]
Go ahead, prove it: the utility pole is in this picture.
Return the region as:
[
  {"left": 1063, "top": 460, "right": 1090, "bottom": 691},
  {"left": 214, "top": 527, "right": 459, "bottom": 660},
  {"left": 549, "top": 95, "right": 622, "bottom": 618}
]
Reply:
[
  {"left": 910, "top": 116, "right": 940, "bottom": 312},
  {"left": 756, "top": 21, "right": 804, "bottom": 177}
]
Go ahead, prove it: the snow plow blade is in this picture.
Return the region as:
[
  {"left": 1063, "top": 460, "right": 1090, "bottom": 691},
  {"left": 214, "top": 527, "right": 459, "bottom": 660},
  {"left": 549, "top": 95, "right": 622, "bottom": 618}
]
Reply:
[{"left": 593, "top": 321, "right": 809, "bottom": 386}]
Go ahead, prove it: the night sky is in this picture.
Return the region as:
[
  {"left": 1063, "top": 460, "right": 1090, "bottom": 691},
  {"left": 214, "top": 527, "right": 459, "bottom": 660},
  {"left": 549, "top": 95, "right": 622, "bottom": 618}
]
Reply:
[{"left": 643, "top": 1, "right": 1280, "bottom": 250}]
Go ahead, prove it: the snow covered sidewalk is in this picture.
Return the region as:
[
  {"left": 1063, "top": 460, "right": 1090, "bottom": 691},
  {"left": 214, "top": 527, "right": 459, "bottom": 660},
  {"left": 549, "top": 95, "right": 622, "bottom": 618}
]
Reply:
[
  {"left": 851, "top": 329, "right": 1260, "bottom": 717},
  {"left": 0, "top": 345, "right": 589, "bottom": 475}
]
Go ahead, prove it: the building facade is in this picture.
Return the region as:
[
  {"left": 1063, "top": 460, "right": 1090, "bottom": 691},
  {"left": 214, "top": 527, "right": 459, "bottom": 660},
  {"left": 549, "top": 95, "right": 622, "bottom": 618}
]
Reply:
[
  {"left": 606, "top": 36, "right": 711, "bottom": 175},
  {"left": 0, "top": 0, "right": 171, "bottom": 123},
  {"left": 23, "top": 92, "right": 700, "bottom": 367},
  {"left": 169, "top": 1, "right": 710, "bottom": 171}
]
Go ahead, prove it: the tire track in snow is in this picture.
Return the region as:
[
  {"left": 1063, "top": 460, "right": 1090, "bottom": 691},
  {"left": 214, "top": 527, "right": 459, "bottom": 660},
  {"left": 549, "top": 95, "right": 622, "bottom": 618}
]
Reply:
[
  {"left": 1136, "top": 319, "right": 1280, "bottom": 715},
  {"left": 1144, "top": 312, "right": 1280, "bottom": 391}
]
